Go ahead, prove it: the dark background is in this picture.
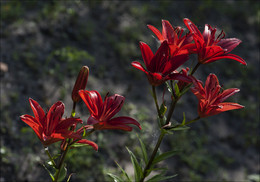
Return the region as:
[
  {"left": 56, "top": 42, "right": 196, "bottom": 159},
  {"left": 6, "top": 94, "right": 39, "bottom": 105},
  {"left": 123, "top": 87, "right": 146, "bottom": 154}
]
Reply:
[{"left": 1, "top": 0, "right": 259, "bottom": 181}]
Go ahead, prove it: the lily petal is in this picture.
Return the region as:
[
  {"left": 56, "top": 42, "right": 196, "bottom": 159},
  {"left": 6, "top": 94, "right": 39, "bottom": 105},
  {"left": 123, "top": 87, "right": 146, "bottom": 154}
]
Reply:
[
  {"left": 29, "top": 98, "right": 45, "bottom": 127},
  {"left": 77, "top": 139, "right": 98, "bottom": 151},
  {"left": 109, "top": 116, "right": 141, "bottom": 130},
  {"left": 217, "top": 38, "right": 241, "bottom": 53},
  {"left": 20, "top": 114, "right": 43, "bottom": 140},
  {"left": 139, "top": 42, "right": 154, "bottom": 70},
  {"left": 131, "top": 61, "right": 148, "bottom": 74},
  {"left": 205, "top": 53, "right": 246, "bottom": 65},
  {"left": 147, "top": 24, "right": 164, "bottom": 42}
]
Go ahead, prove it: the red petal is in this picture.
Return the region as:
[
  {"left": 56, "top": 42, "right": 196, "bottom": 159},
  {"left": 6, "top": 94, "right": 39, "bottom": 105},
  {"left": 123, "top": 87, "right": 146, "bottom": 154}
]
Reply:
[
  {"left": 147, "top": 24, "right": 164, "bottom": 42},
  {"left": 183, "top": 18, "right": 203, "bottom": 39},
  {"left": 162, "top": 19, "right": 175, "bottom": 43},
  {"left": 101, "top": 94, "right": 125, "bottom": 121},
  {"left": 56, "top": 117, "right": 82, "bottom": 130},
  {"left": 109, "top": 116, "right": 141, "bottom": 129},
  {"left": 217, "top": 38, "right": 241, "bottom": 53},
  {"left": 139, "top": 42, "right": 154, "bottom": 71},
  {"left": 167, "top": 54, "right": 189, "bottom": 73},
  {"left": 79, "top": 90, "right": 103, "bottom": 117},
  {"left": 77, "top": 139, "right": 98, "bottom": 151},
  {"left": 46, "top": 101, "right": 65, "bottom": 136},
  {"left": 217, "top": 88, "right": 240, "bottom": 103},
  {"left": 204, "top": 54, "right": 246, "bottom": 65},
  {"left": 20, "top": 115, "right": 43, "bottom": 141},
  {"left": 152, "top": 41, "right": 170, "bottom": 73},
  {"left": 216, "top": 102, "right": 244, "bottom": 112},
  {"left": 29, "top": 98, "right": 45, "bottom": 127},
  {"left": 202, "top": 45, "right": 225, "bottom": 62},
  {"left": 131, "top": 61, "right": 148, "bottom": 73},
  {"left": 205, "top": 74, "right": 219, "bottom": 98}
]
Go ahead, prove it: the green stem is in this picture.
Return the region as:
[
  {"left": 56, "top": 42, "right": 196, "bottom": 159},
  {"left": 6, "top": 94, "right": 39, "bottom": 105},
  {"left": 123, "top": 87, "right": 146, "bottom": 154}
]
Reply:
[
  {"left": 152, "top": 86, "right": 161, "bottom": 118},
  {"left": 165, "top": 97, "right": 178, "bottom": 126},
  {"left": 172, "top": 116, "right": 201, "bottom": 129},
  {"left": 184, "top": 116, "right": 200, "bottom": 126},
  {"left": 45, "top": 147, "right": 57, "bottom": 168},
  {"left": 54, "top": 147, "right": 69, "bottom": 182},
  {"left": 139, "top": 131, "right": 166, "bottom": 182},
  {"left": 190, "top": 63, "right": 201, "bottom": 76}
]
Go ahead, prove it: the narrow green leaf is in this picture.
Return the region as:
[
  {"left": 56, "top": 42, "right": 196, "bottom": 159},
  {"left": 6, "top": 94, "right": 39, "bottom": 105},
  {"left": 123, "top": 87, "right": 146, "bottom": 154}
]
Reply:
[
  {"left": 66, "top": 173, "right": 74, "bottom": 182},
  {"left": 170, "top": 125, "right": 190, "bottom": 131},
  {"left": 114, "top": 161, "right": 132, "bottom": 182},
  {"left": 137, "top": 135, "right": 148, "bottom": 165},
  {"left": 126, "top": 147, "right": 143, "bottom": 181},
  {"left": 153, "top": 150, "right": 178, "bottom": 165},
  {"left": 42, "top": 163, "right": 54, "bottom": 181},
  {"left": 174, "top": 83, "right": 180, "bottom": 97},
  {"left": 82, "top": 126, "right": 86, "bottom": 137},
  {"left": 57, "top": 164, "right": 67, "bottom": 182},
  {"left": 107, "top": 173, "right": 124, "bottom": 182},
  {"left": 146, "top": 173, "right": 178, "bottom": 182},
  {"left": 182, "top": 112, "right": 186, "bottom": 125}
]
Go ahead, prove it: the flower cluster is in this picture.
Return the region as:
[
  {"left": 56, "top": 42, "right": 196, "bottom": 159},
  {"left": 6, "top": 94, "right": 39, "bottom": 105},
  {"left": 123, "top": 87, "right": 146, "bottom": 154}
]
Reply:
[
  {"left": 20, "top": 65, "right": 141, "bottom": 152},
  {"left": 132, "top": 18, "right": 245, "bottom": 118}
]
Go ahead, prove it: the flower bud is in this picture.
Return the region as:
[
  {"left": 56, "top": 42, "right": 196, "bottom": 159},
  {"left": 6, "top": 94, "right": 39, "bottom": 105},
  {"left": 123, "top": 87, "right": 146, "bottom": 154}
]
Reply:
[{"left": 72, "top": 66, "right": 89, "bottom": 102}]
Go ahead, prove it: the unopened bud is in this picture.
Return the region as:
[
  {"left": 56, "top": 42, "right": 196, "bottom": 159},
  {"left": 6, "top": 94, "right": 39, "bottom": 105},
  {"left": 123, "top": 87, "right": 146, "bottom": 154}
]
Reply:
[{"left": 72, "top": 66, "right": 89, "bottom": 102}]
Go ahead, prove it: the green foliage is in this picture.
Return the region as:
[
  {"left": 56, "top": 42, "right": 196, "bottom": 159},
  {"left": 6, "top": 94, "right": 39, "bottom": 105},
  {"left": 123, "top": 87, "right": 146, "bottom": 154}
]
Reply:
[
  {"left": 46, "top": 46, "right": 95, "bottom": 82},
  {"left": 126, "top": 147, "right": 143, "bottom": 181}
]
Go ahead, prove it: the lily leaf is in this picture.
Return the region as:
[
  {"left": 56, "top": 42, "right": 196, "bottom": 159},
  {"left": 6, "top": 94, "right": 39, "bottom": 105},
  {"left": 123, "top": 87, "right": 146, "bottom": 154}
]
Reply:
[
  {"left": 107, "top": 173, "right": 124, "bottom": 182},
  {"left": 114, "top": 161, "right": 132, "bottom": 182},
  {"left": 174, "top": 83, "right": 180, "bottom": 97},
  {"left": 146, "top": 173, "right": 177, "bottom": 182},
  {"left": 137, "top": 135, "right": 148, "bottom": 165},
  {"left": 182, "top": 112, "right": 186, "bottom": 125},
  {"left": 126, "top": 147, "right": 143, "bottom": 181},
  {"left": 152, "top": 150, "right": 178, "bottom": 165},
  {"left": 42, "top": 163, "right": 55, "bottom": 181},
  {"left": 57, "top": 164, "right": 67, "bottom": 182}
]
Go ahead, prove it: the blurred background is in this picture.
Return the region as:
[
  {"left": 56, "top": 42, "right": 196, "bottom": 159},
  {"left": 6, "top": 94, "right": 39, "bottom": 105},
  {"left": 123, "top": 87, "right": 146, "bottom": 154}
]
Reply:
[{"left": 0, "top": 0, "right": 259, "bottom": 181}]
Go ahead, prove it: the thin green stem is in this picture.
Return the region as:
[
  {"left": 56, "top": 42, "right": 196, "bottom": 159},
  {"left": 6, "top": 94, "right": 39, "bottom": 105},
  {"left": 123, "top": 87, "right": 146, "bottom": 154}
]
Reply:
[
  {"left": 152, "top": 86, "right": 161, "bottom": 118},
  {"left": 190, "top": 62, "right": 201, "bottom": 76},
  {"left": 54, "top": 147, "right": 69, "bottom": 182},
  {"left": 165, "top": 97, "right": 178, "bottom": 126},
  {"left": 139, "top": 131, "right": 166, "bottom": 182},
  {"left": 45, "top": 147, "right": 57, "bottom": 168},
  {"left": 184, "top": 116, "right": 200, "bottom": 126},
  {"left": 171, "top": 116, "right": 201, "bottom": 130}
]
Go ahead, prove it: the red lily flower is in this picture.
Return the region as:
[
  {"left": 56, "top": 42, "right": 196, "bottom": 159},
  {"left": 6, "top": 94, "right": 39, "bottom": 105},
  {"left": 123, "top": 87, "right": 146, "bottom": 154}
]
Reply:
[
  {"left": 148, "top": 19, "right": 195, "bottom": 55},
  {"left": 20, "top": 98, "right": 82, "bottom": 146},
  {"left": 191, "top": 74, "right": 244, "bottom": 118},
  {"left": 183, "top": 18, "right": 246, "bottom": 65},
  {"left": 78, "top": 90, "right": 141, "bottom": 131},
  {"left": 132, "top": 41, "right": 191, "bottom": 86}
]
